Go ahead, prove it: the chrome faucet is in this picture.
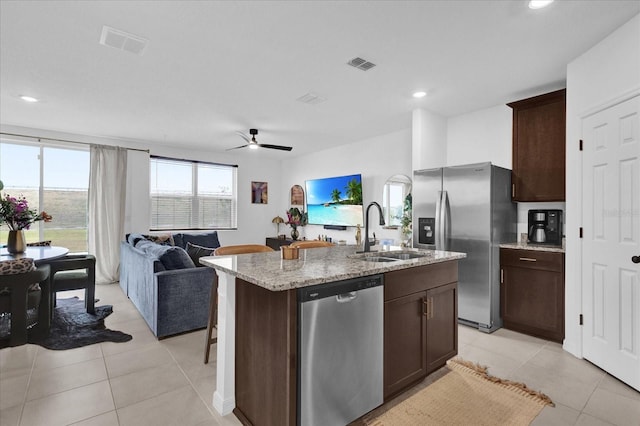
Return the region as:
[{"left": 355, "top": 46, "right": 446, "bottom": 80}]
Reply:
[{"left": 363, "top": 201, "right": 385, "bottom": 252}]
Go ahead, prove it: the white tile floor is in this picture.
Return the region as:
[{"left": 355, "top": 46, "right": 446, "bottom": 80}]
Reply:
[{"left": 1, "top": 283, "right": 638, "bottom": 426}]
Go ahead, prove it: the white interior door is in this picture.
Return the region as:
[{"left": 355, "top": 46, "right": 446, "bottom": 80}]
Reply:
[{"left": 582, "top": 94, "right": 640, "bottom": 391}]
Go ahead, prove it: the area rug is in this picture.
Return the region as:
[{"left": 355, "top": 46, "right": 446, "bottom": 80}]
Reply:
[
  {"left": 25, "top": 296, "right": 132, "bottom": 350},
  {"left": 364, "top": 358, "right": 554, "bottom": 426}
]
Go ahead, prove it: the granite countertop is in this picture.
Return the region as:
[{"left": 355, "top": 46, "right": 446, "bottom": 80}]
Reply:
[
  {"left": 200, "top": 245, "right": 466, "bottom": 291},
  {"left": 499, "top": 242, "right": 565, "bottom": 253}
]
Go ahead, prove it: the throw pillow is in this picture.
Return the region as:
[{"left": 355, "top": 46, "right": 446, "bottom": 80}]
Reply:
[
  {"left": 0, "top": 258, "right": 36, "bottom": 275},
  {"left": 143, "top": 233, "right": 175, "bottom": 246},
  {"left": 0, "top": 258, "right": 39, "bottom": 295},
  {"left": 185, "top": 242, "right": 216, "bottom": 266},
  {"left": 174, "top": 232, "right": 220, "bottom": 250},
  {"left": 159, "top": 247, "right": 196, "bottom": 270}
]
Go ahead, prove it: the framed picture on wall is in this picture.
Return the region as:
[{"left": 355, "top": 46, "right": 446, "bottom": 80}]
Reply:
[
  {"left": 290, "top": 184, "right": 304, "bottom": 205},
  {"left": 251, "top": 181, "right": 268, "bottom": 204}
]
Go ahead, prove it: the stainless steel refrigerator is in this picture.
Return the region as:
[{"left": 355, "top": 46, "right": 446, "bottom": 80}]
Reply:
[{"left": 413, "top": 162, "right": 516, "bottom": 332}]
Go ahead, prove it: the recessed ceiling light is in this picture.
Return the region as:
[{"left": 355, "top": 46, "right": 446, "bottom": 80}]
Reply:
[
  {"left": 528, "top": 0, "right": 554, "bottom": 9},
  {"left": 413, "top": 91, "right": 427, "bottom": 98},
  {"left": 20, "top": 95, "right": 39, "bottom": 103}
]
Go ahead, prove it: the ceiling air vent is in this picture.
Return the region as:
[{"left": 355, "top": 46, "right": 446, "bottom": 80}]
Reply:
[
  {"left": 296, "top": 92, "right": 327, "bottom": 105},
  {"left": 347, "top": 57, "right": 376, "bottom": 71},
  {"left": 100, "top": 26, "right": 148, "bottom": 56}
]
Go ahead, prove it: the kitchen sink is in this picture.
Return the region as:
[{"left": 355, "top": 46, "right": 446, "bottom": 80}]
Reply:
[
  {"left": 355, "top": 256, "right": 400, "bottom": 263},
  {"left": 350, "top": 250, "right": 432, "bottom": 263}
]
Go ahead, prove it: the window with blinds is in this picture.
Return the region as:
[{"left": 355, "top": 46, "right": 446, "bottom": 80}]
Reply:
[{"left": 150, "top": 156, "right": 237, "bottom": 230}]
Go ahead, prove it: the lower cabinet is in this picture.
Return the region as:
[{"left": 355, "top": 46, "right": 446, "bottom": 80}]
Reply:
[
  {"left": 500, "top": 248, "right": 565, "bottom": 342},
  {"left": 383, "top": 262, "right": 458, "bottom": 400}
]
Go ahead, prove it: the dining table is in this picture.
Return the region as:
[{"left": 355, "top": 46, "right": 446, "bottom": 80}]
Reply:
[{"left": 0, "top": 246, "right": 69, "bottom": 264}]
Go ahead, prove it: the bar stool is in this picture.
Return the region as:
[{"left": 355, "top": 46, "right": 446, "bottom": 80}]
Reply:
[
  {"left": 204, "top": 244, "right": 274, "bottom": 364},
  {"left": 289, "top": 240, "right": 335, "bottom": 249}
]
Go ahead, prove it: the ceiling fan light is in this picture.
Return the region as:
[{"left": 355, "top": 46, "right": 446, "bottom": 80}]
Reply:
[
  {"left": 20, "top": 95, "right": 39, "bottom": 102},
  {"left": 248, "top": 144, "right": 259, "bottom": 150},
  {"left": 528, "top": 0, "right": 554, "bottom": 9}
]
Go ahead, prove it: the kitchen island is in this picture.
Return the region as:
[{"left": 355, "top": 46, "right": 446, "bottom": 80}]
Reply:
[{"left": 200, "top": 245, "right": 465, "bottom": 426}]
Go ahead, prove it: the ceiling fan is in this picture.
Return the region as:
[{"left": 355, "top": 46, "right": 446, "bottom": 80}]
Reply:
[{"left": 228, "top": 129, "right": 293, "bottom": 151}]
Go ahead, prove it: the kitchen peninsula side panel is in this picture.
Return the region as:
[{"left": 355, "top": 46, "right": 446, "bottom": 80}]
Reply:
[{"left": 234, "top": 279, "right": 297, "bottom": 426}]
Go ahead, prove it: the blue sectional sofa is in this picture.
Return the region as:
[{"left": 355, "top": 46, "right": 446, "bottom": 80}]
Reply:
[{"left": 119, "top": 232, "right": 220, "bottom": 338}]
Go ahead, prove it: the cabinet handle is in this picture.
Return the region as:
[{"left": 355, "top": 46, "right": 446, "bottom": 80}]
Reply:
[
  {"left": 512, "top": 184, "right": 515, "bottom": 198},
  {"left": 519, "top": 257, "right": 537, "bottom": 262},
  {"left": 429, "top": 297, "right": 434, "bottom": 319},
  {"left": 423, "top": 298, "right": 429, "bottom": 317},
  {"left": 500, "top": 268, "right": 503, "bottom": 284}
]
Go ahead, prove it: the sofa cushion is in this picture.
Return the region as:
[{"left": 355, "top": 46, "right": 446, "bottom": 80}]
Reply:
[
  {"left": 173, "top": 232, "right": 220, "bottom": 250},
  {"left": 135, "top": 240, "right": 195, "bottom": 270},
  {"left": 158, "top": 247, "right": 195, "bottom": 270},
  {"left": 185, "top": 242, "right": 216, "bottom": 266}
]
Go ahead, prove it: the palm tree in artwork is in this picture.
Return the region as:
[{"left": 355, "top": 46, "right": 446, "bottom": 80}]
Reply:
[
  {"left": 346, "top": 179, "right": 362, "bottom": 204},
  {"left": 331, "top": 189, "right": 342, "bottom": 203}
]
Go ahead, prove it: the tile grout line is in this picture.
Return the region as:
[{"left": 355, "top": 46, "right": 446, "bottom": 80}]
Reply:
[
  {"left": 16, "top": 345, "right": 38, "bottom": 426},
  {"left": 162, "top": 338, "right": 220, "bottom": 420}
]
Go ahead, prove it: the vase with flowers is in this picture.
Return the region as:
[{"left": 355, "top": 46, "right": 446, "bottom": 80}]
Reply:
[
  {"left": 286, "top": 207, "right": 307, "bottom": 240},
  {"left": 0, "top": 187, "right": 53, "bottom": 253}
]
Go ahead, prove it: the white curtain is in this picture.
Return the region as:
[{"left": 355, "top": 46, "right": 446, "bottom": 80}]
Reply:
[{"left": 88, "top": 145, "right": 127, "bottom": 284}]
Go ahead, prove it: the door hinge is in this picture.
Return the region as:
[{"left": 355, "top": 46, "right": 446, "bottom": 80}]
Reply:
[
  {"left": 579, "top": 227, "right": 583, "bottom": 238},
  {"left": 579, "top": 314, "right": 583, "bottom": 325},
  {"left": 579, "top": 139, "right": 583, "bottom": 151}
]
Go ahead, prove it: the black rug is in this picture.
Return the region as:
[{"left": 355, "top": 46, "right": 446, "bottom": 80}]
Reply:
[{"left": 1, "top": 297, "right": 132, "bottom": 350}]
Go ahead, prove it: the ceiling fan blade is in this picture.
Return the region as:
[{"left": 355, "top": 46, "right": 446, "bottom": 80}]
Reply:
[
  {"left": 235, "top": 131, "right": 251, "bottom": 143},
  {"left": 226, "top": 144, "right": 248, "bottom": 151},
  {"left": 259, "top": 144, "right": 293, "bottom": 151}
]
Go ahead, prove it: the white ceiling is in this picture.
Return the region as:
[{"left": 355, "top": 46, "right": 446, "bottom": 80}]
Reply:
[{"left": 1, "top": 1, "right": 638, "bottom": 158}]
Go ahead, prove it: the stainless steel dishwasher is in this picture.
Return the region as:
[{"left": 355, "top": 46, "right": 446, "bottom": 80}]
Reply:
[{"left": 298, "top": 274, "right": 383, "bottom": 426}]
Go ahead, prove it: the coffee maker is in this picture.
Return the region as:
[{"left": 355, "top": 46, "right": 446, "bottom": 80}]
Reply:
[{"left": 528, "top": 209, "right": 563, "bottom": 246}]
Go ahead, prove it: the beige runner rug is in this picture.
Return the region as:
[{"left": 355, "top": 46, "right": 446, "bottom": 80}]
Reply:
[{"left": 364, "top": 358, "right": 554, "bottom": 426}]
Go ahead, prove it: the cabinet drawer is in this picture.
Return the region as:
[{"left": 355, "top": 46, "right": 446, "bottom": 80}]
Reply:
[
  {"left": 385, "top": 262, "right": 458, "bottom": 301},
  {"left": 500, "top": 248, "right": 563, "bottom": 272}
]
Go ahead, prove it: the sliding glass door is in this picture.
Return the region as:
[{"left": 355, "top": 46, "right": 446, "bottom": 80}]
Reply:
[{"left": 0, "top": 139, "right": 90, "bottom": 252}]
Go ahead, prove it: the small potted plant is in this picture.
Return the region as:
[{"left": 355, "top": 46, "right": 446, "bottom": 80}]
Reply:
[
  {"left": 0, "top": 187, "right": 52, "bottom": 253},
  {"left": 286, "top": 207, "right": 308, "bottom": 240}
]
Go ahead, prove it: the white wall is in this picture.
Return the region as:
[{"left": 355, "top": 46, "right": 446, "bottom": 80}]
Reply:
[
  {"left": 282, "top": 128, "right": 412, "bottom": 245},
  {"left": 0, "top": 124, "right": 283, "bottom": 246},
  {"left": 564, "top": 14, "right": 640, "bottom": 357},
  {"left": 446, "top": 104, "right": 512, "bottom": 169},
  {"left": 412, "top": 108, "right": 447, "bottom": 171}
]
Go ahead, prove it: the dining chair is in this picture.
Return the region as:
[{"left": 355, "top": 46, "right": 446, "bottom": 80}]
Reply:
[
  {"left": 0, "top": 262, "right": 51, "bottom": 347},
  {"left": 289, "top": 240, "right": 335, "bottom": 249},
  {"left": 204, "top": 244, "right": 274, "bottom": 364},
  {"left": 47, "top": 254, "right": 96, "bottom": 315}
]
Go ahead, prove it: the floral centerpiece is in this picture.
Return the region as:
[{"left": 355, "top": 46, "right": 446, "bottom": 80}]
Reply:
[
  {"left": 286, "top": 207, "right": 307, "bottom": 240},
  {"left": 0, "top": 188, "right": 52, "bottom": 253}
]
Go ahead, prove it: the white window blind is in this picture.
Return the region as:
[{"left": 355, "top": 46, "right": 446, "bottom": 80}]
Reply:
[{"left": 150, "top": 156, "right": 237, "bottom": 230}]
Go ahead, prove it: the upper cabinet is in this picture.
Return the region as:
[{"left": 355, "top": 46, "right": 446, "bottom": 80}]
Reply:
[{"left": 507, "top": 89, "right": 566, "bottom": 202}]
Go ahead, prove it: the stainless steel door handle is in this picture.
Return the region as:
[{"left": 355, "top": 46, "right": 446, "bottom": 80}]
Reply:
[{"left": 435, "top": 191, "right": 443, "bottom": 249}]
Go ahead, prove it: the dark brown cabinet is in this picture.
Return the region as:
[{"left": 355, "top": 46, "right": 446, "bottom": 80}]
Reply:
[
  {"left": 383, "top": 262, "right": 458, "bottom": 400},
  {"left": 507, "top": 89, "right": 566, "bottom": 202},
  {"left": 500, "top": 248, "right": 565, "bottom": 342}
]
